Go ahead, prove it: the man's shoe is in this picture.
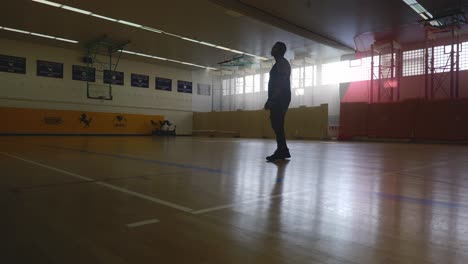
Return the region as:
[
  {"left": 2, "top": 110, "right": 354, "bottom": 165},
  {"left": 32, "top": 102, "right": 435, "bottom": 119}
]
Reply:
[{"left": 266, "top": 149, "right": 291, "bottom": 162}]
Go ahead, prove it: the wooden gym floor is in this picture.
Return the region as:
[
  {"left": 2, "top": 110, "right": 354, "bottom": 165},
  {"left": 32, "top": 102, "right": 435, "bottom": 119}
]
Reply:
[{"left": 1, "top": 136, "right": 468, "bottom": 264}]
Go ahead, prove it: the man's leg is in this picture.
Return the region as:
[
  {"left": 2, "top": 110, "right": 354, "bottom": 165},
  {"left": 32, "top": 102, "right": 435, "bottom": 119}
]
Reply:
[{"left": 267, "top": 107, "right": 290, "bottom": 161}]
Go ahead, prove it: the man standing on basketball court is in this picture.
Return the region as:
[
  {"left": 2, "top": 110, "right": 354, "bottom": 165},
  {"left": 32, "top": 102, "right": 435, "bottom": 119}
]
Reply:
[{"left": 264, "top": 42, "right": 291, "bottom": 162}]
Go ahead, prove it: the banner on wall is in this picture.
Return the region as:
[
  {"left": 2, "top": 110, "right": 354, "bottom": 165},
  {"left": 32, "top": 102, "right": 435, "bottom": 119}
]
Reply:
[
  {"left": 37, "top": 60, "right": 63, "bottom": 78},
  {"left": 156, "top": 77, "right": 172, "bottom": 91},
  {"left": 0, "top": 54, "right": 26, "bottom": 74},
  {"left": 104, "top": 70, "right": 124, "bottom": 85},
  {"left": 131, "top": 73, "right": 149, "bottom": 88},
  {"left": 177, "top": 80, "right": 192, "bottom": 94},
  {"left": 72, "top": 65, "right": 95, "bottom": 82},
  {"left": 197, "top": 83, "right": 211, "bottom": 96}
]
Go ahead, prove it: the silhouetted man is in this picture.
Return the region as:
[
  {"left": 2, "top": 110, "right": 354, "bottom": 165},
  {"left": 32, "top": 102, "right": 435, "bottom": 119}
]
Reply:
[{"left": 264, "top": 42, "right": 291, "bottom": 162}]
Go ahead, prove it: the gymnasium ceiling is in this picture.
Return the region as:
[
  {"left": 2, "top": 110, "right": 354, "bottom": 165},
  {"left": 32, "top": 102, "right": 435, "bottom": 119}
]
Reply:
[{"left": 0, "top": 0, "right": 466, "bottom": 70}]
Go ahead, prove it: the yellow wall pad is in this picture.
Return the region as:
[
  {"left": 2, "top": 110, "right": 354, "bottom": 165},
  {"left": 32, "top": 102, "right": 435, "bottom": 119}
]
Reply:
[
  {"left": 1, "top": 107, "right": 164, "bottom": 135},
  {"left": 193, "top": 104, "right": 328, "bottom": 139}
]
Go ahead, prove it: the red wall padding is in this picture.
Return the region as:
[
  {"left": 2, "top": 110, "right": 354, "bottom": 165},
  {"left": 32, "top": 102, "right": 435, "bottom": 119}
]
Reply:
[
  {"left": 367, "top": 100, "right": 419, "bottom": 139},
  {"left": 338, "top": 103, "right": 368, "bottom": 140},
  {"left": 414, "top": 99, "right": 468, "bottom": 141},
  {"left": 340, "top": 99, "right": 468, "bottom": 141}
]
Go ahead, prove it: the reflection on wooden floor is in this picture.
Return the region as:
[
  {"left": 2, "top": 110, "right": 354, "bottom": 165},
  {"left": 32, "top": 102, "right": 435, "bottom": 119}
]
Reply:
[{"left": 1, "top": 136, "right": 468, "bottom": 263}]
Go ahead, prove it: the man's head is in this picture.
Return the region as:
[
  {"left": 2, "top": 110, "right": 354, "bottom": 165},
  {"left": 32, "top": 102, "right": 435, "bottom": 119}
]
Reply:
[{"left": 271, "top": 42, "right": 287, "bottom": 58}]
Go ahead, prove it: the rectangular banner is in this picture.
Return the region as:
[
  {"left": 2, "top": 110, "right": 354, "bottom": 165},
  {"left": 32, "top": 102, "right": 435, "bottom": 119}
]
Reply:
[
  {"left": 37, "top": 60, "right": 63, "bottom": 78},
  {"left": 0, "top": 54, "right": 26, "bottom": 74},
  {"left": 156, "top": 77, "right": 172, "bottom": 91},
  {"left": 177, "top": 80, "right": 192, "bottom": 94},
  {"left": 104, "top": 70, "right": 124, "bottom": 85},
  {"left": 72, "top": 65, "right": 95, "bottom": 82},
  {"left": 197, "top": 83, "right": 211, "bottom": 96},
  {"left": 131, "top": 73, "right": 149, "bottom": 88}
]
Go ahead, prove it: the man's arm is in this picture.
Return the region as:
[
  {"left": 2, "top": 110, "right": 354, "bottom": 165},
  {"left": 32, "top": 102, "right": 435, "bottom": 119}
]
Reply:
[{"left": 264, "top": 60, "right": 290, "bottom": 109}]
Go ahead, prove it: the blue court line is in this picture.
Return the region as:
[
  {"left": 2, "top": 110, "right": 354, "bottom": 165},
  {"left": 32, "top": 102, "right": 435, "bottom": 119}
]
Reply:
[
  {"left": 44, "top": 145, "right": 225, "bottom": 174},
  {"left": 377, "top": 192, "right": 468, "bottom": 209}
]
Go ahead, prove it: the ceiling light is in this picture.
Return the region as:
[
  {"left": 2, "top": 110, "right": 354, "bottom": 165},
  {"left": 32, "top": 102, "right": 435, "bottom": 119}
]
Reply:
[
  {"left": 410, "top": 4, "right": 427, "bottom": 14},
  {"left": 32, "top": 0, "right": 62, "bottom": 7},
  {"left": 91, "top": 14, "right": 117, "bottom": 22},
  {"left": 403, "top": 0, "right": 418, "bottom": 5},
  {"left": 229, "top": 49, "right": 244, "bottom": 54},
  {"left": 152, "top": 56, "right": 167, "bottom": 61},
  {"left": 181, "top": 37, "right": 200, "bottom": 43},
  {"left": 1, "top": 26, "right": 79, "bottom": 43},
  {"left": 31, "top": 32, "right": 55, "bottom": 39},
  {"left": 117, "top": 20, "right": 142, "bottom": 28},
  {"left": 31, "top": 0, "right": 266, "bottom": 60},
  {"left": 402, "top": 0, "right": 439, "bottom": 26},
  {"left": 120, "top": 49, "right": 218, "bottom": 70},
  {"left": 61, "top": 5, "right": 92, "bottom": 15},
  {"left": 200, "top": 41, "right": 217, "bottom": 47},
  {"left": 215, "top": 46, "right": 232, "bottom": 51},
  {"left": 141, "top": 26, "right": 162, "bottom": 33},
  {"left": 56, "top": 37, "right": 78, "bottom": 43},
  {"left": 3, "top": 27, "right": 30, "bottom": 34}
]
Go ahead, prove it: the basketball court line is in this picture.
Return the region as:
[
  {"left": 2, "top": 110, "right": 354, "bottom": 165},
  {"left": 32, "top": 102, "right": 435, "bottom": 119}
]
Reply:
[
  {"left": 126, "top": 218, "right": 160, "bottom": 228},
  {"left": 0, "top": 139, "right": 225, "bottom": 174},
  {"left": 0, "top": 152, "right": 194, "bottom": 213}
]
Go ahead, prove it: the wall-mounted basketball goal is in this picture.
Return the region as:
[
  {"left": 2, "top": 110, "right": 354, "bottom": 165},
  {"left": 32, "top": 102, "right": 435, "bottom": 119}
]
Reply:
[{"left": 84, "top": 35, "right": 130, "bottom": 100}]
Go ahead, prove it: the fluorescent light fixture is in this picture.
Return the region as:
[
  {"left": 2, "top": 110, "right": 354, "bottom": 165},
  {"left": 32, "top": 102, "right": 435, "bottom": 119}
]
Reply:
[
  {"left": 134, "top": 52, "right": 153, "bottom": 58},
  {"left": 163, "top": 32, "right": 183, "bottom": 38},
  {"left": 121, "top": 49, "right": 218, "bottom": 70},
  {"left": 3, "top": 27, "right": 30, "bottom": 34},
  {"left": 119, "top": 50, "right": 136, "bottom": 55},
  {"left": 181, "top": 37, "right": 200, "bottom": 43},
  {"left": 91, "top": 14, "right": 117, "bottom": 22},
  {"left": 410, "top": 4, "right": 427, "bottom": 14},
  {"left": 152, "top": 56, "right": 167, "bottom": 61},
  {"left": 215, "top": 46, "right": 232, "bottom": 51},
  {"left": 402, "top": 0, "right": 440, "bottom": 26},
  {"left": 32, "top": 0, "right": 62, "bottom": 7},
  {"left": 1, "top": 26, "right": 79, "bottom": 43},
  {"left": 56, "top": 37, "right": 78, "bottom": 43},
  {"left": 229, "top": 49, "right": 244, "bottom": 55},
  {"left": 141, "top": 26, "right": 162, "bottom": 33},
  {"left": 117, "top": 20, "right": 142, "bottom": 28},
  {"left": 31, "top": 0, "right": 266, "bottom": 60},
  {"left": 200, "top": 41, "right": 217, "bottom": 47},
  {"left": 403, "top": 0, "right": 418, "bottom": 5},
  {"left": 31, "top": 32, "right": 55, "bottom": 39},
  {"left": 61, "top": 5, "right": 92, "bottom": 15}
]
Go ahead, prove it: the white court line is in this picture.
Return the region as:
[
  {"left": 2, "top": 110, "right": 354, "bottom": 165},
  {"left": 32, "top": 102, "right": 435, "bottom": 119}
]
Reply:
[
  {"left": 192, "top": 189, "right": 313, "bottom": 215},
  {"left": 126, "top": 218, "right": 160, "bottom": 228},
  {"left": 0, "top": 152, "right": 194, "bottom": 213}
]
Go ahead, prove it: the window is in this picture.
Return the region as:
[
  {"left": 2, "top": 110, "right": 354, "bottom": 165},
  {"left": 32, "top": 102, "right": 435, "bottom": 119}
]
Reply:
[
  {"left": 235, "top": 77, "right": 244, "bottom": 94},
  {"left": 292, "top": 68, "right": 303, "bottom": 89},
  {"left": 403, "top": 49, "right": 425, "bottom": 77},
  {"left": 254, "top": 74, "right": 261, "bottom": 92},
  {"left": 222, "top": 79, "right": 229, "bottom": 96},
  {"left": 305, "top": 66, "right": 315, "bottom": 87},
  {"left": 263, "top": 73, "right": 270, "bottom": 91},
  {"left": 245, "top": 75, "right": 254, "bottom": 93}
]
